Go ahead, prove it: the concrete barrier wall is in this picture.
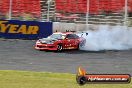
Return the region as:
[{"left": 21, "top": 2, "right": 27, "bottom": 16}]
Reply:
[
  {"left": 53, "top": 22, "right": 87, "bottom": 32},
  {"left": 53, "top": 22, "right": 132, "bottom": 32},
  {"left": 0, "top": 20, "right": 131, "bottom": 39}
]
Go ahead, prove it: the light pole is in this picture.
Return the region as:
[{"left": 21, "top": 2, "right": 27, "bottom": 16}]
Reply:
[
  {"left": 124, "top": 0, "right": 128, "bottom": 26},
  {"left": 47, "top": 0, "right": 52, "bottom": 21},
  {"left": 9, "top": 0, "right": 12, "bottom": 20},
  {"left": 86, "top": 0, "right": 89, "bottom": 30},
  {"left": 86, "top": 0, "right": 89, "bottom": 24}
]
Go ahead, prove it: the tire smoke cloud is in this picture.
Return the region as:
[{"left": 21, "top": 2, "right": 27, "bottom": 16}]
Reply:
[{"left": 79, "top": 25, "right": 132, "bottom": 51}]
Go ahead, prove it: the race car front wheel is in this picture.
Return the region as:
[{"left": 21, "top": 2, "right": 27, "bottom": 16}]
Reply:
[{"left": 57, "top": 44, "right": 63, "bottom": 52}]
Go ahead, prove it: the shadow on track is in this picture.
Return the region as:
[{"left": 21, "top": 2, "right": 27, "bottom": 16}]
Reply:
[
  {"left": 63, "top": 49, "right": 132, "bottom": 54},
  {"left": 36, "top": 49, "right": 132, "bottom": 55},
  {"left": 54, "top": 50, "right": 106, "bottom": 54}
]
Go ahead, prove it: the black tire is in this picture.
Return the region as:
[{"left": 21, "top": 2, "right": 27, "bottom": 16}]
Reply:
[{"left": 57, "top": 44, "right": 63, "bottom": 52}]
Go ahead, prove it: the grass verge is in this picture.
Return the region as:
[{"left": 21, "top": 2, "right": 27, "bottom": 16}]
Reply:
[{"left": 0, "top": 70, "right": 131, "bottom": 88}]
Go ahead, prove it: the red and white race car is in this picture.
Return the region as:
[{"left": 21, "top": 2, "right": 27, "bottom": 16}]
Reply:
[{"left": 35, "top": 32, "right": 86, "bottom": 51}]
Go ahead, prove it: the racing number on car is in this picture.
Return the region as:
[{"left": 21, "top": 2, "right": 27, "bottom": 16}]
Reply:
[{"left": 63, "top": 38, "right": 70, "bottom": 48}]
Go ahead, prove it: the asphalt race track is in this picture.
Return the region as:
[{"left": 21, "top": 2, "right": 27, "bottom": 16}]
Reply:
[{"left": 0, "top": 39, "right": 132, "bottom": 75}]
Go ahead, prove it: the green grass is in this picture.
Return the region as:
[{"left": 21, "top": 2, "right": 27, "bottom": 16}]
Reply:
[{"left": 0, "top": 70, "right": 131, "bottom": 88}]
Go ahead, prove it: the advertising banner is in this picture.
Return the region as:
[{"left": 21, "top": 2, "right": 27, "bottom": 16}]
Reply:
[{"left": 0, "top": 20, "right": 52, "bottom": 39}]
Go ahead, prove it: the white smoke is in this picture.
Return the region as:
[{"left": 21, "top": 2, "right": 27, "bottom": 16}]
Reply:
[{"left": 79, "top": 25, "right": 132, "bottom": 51}]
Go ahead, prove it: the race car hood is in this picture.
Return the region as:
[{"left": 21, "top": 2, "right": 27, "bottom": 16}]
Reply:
[{"left": 39, "top": 38, "right": 57, "bottom": 44}]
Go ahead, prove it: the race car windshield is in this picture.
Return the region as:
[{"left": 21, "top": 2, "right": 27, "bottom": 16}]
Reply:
[{"left": 48, "top": 34, "right": 66, "bottom": 39}]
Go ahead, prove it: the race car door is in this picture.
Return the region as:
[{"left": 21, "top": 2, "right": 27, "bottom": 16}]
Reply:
[
  {"left": 71, "top": 34, "right": 80, "bottom": 47},
  {"left": 64, "top": 34, "right": 75, "bottom": 49}
]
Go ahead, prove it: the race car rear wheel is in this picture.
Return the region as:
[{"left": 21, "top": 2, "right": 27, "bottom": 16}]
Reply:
[
  {"left": 57, "top": 44, "right": 63, "bottom": 52},
  {"left": 79, "top": 39, "right": 86, "bottom": 48}
]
